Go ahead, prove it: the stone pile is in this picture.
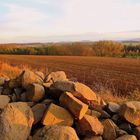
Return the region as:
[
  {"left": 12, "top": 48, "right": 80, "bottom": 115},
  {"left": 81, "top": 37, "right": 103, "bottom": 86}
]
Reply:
[{"left": 0, "top": 70, "right": 140, "bottom": 140}]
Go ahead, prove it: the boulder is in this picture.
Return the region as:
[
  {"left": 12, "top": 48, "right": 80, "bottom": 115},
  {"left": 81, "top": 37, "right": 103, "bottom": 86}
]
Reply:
[
  {"left": 42, "top": 103, "right": 73, "bottom": 126},
  {"left": 41, "top": 99, "right": 55, "bottom": 106},
  {"left": 107, "top": 102, "right": 120, "bottom": 114},
  {"left": 115, "top": 135, "right": 137, "bottom": 140},
  {"left": 116, "top": 129, "right": 128, "bottom": 137},
  {"left": 0, "top": 95, "right": 10, "bottom": 109},
  {"left": 53, "top": 81, "right": 97, "bottom": 105},
  {"left": 26, "top": 83, "right": 45, "bottom": 102},
  {"left": 2, "top": 88, "right": 12, "bottom": 95},
  {"left": 119, "top": 101, "right": 140, "bottom": 126},
  {"left": 9, "top": 79, "right": 21, "bottom": 88},
  {"left": 0, "top": 86, "right": 3, "bottom": 94},
  {"left": 45, "top": 71, "right": 68, "bottom": 83},
  {"left": 100, "top": 110, "right": 111, "bottom": 119},
  {"left": 76, "top": 114, "right": 103, "bottom": 136},
  {"left": 112, "top": 114, "right": 122, "bottom": 124},
  {"left": 20, "top": 92, "right": 27, "bottom": 102},
  {"left": 32, "top": 103, "right": 46, "bottom": 125},
  {"left": 86, "top": 109, "right": 101, "bottom": 118},
  {"left": 102, "top": 119, "right": 117, "bottom": 140},
  {"left": 59, "top": 92, "right": 88, "bottom": 119},
  {"left": 0, "top": 77, "right": 5, "bottom": 86},
  {"left": 84, "top": 136, "right": 103, "bottom": 140},
  {"left": 33, "top": 125, "right": 79, "bottom": 140},
  {"left": 0, "top": 102, "right": 34, "bottom": 140},
  {"left": 133, "top": 126, "right": 140, "bottom": 140},
  {"left": 119, "top": 123, "right": 132, "bottom": 133},
  {"left": 19, "top": 70, "right": 43, "bottom": 88},
  {"left": 35, "top": 71, "right": 45, "bottom": 80}
]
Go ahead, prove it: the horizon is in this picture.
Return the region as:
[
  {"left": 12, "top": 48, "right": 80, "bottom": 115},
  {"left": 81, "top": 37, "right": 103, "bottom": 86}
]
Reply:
[{"left": 0, "top": 0, "right": 140, "bottom": 43}]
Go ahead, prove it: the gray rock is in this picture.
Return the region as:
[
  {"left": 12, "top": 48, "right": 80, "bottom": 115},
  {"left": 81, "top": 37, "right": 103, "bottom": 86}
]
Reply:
[
  {"left": 107, "top": 102, "right": 120, "bottom": 114},
  {"left": 26, "top": 83, "right": 45, "bottom": 102}
]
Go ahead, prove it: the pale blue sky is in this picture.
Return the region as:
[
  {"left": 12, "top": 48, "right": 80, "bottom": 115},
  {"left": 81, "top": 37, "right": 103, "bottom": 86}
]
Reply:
[{"left": 0, "top": 0, "right": 140, "bottom": 42}]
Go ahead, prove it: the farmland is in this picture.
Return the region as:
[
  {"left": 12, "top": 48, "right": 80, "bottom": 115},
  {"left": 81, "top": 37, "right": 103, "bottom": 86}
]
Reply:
[{"left": 0, "top": 55, "right": 139, "bottom": 97}]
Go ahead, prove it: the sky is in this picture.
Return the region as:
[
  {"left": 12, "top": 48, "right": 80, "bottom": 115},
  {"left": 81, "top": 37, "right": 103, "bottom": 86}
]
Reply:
[{"left": 0, "top": 0, "right": 140, "bottom": 42}]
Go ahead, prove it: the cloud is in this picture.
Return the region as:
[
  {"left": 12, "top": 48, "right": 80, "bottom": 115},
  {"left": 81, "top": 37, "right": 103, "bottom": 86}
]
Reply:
[
  {"left": 0, "top": 0, "right": 140, "bottom": 42},
  {"left": 51, "top": 0, "right": 140, "bottom": 34}
]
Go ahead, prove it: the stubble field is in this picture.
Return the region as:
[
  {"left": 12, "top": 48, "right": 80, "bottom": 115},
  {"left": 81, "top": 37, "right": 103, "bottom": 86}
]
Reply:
[{"left": 0, "top": 55, "right": 140, "bottom": 98}]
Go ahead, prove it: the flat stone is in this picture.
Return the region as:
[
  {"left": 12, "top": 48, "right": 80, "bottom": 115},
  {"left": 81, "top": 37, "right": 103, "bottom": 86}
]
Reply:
[
  {"left": 102, "top": 119, "right": 117, "bottom": 140},
  {"left": 59, "top": 92, "right": 88, "bottom": 120},
  {"left": 53, "top": 81, "right": 97, "bottom": 105},
  {"left": 26, "top": 83, "right": 45, "bottom": 102},
  {"left": 76, "top": 114, "right": 104, "bottom": 136},
  {"left": 32, "top": 103, "right": 46, "bottom": 125},
  {"left": 42, "top": 103, "right": 73, "bottom": 126}
]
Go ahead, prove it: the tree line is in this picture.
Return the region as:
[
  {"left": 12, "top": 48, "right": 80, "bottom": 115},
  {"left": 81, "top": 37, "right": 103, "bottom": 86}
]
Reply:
[{"left": 0, "top": 41, "right": 139, "bottom": 58}]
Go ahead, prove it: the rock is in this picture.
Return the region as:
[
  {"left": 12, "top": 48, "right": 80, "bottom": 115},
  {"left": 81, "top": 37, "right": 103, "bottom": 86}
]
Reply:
[
  {"left": 33, "top": 125, "right": 79, "bottom": 140},
  {"left": 52, "top": 80, "right": 74, "bottom": 92},
  {"left": 119, "top": 101, "right": 140, "bottom": 126},
  {"left": 45, "top": 71, "right": 68, "bottom": 83},
  {"left": 20, "top": 92, "right": 27, "bottom": 102},
  {"left": 100, "top": 110, "right": 111, "bottom": 119},
  {"left": 86, "top": 109, "right": 101, "bottom": 118},
  {"left": 14, "top": 88, "right": 23, "bottom": 95},
  {"left": 32, "top": 103, "right": 46, "bottom": 125},
  {"left": 116, "top": 129, "right": 128, "bottom": 137},
  {"left": 19, "top": 70, "right": 43, "bottom": 88},
  {"left": 133, "top": 126, "right": 140, "bottom": 140},
  {"left": 115, "top": 135, "right": 137, "bottom": 140},
  {"left": 43, "top": 82, "right": 52, "bottom": 88},
  {"left": 25, "top": 102, "right": 36, "bottom": 107},
  {"left": 76, "top": 114, "right": 103, "bottom": 136},
  {"left": 0, "top": 102, "right": 34, "bottom": 140},
  {"left": 59, "top": 92, "right": 88, "bottom": 120},
  {"left": 41, "top": 99, "right": 55, "bottom": 105},
  {"left": 102, "top": 119, "right": 117, "bottom": 140},
  {"left": 53, "top": 81, "right": 97, "bottom": 105},
  {"left": 42, "top": 103, "right": 73, "bottom": 126},
  {"left": 0, "top": 86, "right": 3, "bottom": 94},
  {"left": 26, "top": 83, "right": 45, "bottom": 102},
  {"left": 0, "top": 77, "right": 5, "bottom": 86},
  {"left": 119, "top": 123, "right": 132, "bottom": 133},
  {"left": 46, "top": 87, "right": 63, "bottom": 99},
  {"left": 35, "top": 71, "right": 45, "bottom": 80},
  {"left": 10, "top": 93, "right": 17, "bottom": 102},
  {"left": 2, "top": 88, "right": 12, "bottom": 95},
  {"left": 27, "top": 136, "right": 33, "bottom": 140},
  {"left": 0, "top": 95, "right": 10, "bottom": 109},
  {"left": 107, "top": 102, "right": 120, "bottom": 114},
  {"left": 96, "top": 95, "right": 107, "bottom": 108},
  {"left": 84, "top": 136, "right": 103, "bottom": 140},
  {"left": 9, "top": 79, "right": 21, "bottom": 88},
  {"left": 112, "top": 114, "right": 122, "bottom": 124}
]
